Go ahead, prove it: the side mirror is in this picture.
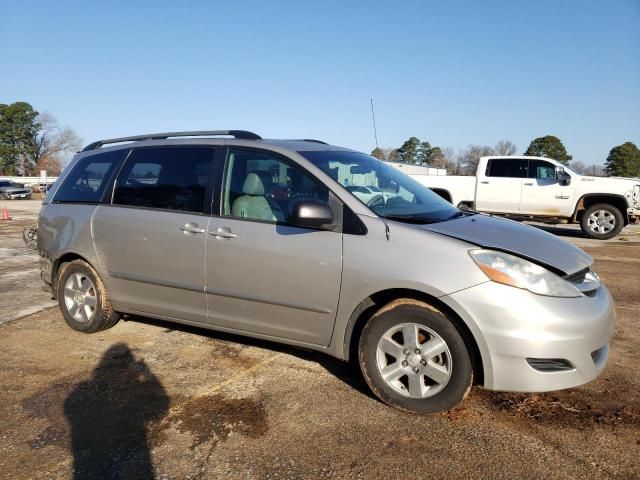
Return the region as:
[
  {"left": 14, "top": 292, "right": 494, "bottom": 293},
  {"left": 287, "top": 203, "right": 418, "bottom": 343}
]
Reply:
[
  {"left": 290, "top": 200, "right": 333, "bottom": 229},
  {"left": 555, "top": 166, "right": 571, "bottom": 186}
]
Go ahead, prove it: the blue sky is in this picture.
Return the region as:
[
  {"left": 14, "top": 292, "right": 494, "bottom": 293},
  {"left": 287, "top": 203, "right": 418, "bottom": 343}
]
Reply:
[{"left": 1, "top": 0, "right": 638, "bottom": 165}]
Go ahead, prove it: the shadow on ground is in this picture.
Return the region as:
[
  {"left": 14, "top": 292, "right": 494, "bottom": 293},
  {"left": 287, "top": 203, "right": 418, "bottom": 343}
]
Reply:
[
  {"left": 529, "top": 224, "right": 589, "bottom": 238},
  {"left": 63, "top": 343, "right": 169, "bottom": 479}
]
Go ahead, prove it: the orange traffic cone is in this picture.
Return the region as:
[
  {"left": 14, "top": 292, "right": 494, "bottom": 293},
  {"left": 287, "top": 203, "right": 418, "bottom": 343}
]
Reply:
[{"left": 1, "top": 207, "right": 11, "bottom": 221}]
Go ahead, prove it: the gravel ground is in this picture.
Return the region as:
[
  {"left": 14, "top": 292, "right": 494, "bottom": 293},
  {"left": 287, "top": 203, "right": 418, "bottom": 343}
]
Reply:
[{"left": 0, "top": 200, "right": 638, "bottom": 479}]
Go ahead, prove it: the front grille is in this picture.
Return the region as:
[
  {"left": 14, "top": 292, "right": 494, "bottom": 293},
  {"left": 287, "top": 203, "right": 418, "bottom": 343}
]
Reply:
[
  {"left": 9, "top": 190, "right": 29, "bottom": 195},
  {"left": 526, "top": 358, "right": 575, "bottom": 372}
]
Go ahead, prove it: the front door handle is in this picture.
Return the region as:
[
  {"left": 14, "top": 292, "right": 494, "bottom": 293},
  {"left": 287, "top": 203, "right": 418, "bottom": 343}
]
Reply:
[
  {"left": 180, "top": 222, "right": 205, "bottom": 234},
  {"left": 210, "top": 227, "right": 237, "bottom": 239},
  {"left": 524, "top": 182, "right": 534, "bottom": 186},
  {"left": 480, "top": 181, "right": 489, "bottom": 184}
]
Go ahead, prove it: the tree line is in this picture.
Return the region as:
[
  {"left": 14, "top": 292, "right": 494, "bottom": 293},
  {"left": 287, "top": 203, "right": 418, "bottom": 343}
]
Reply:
[
  {"left": 0, "top": 101, "right": 81, "bottom": 176},
  {"left": 372, "top": 134, "right": 640, "bottom": 178},
  {"left": 2, "top": 101, "right": 638, "bottom": 178}
]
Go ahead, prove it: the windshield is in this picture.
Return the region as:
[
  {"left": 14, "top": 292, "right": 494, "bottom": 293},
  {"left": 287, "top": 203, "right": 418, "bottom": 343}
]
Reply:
[
  {"left": 301, "top": 150, "right": 461, "bottom": 223},
  {"left": 0, "top": 181, "right": 15, "bottom": 187}
]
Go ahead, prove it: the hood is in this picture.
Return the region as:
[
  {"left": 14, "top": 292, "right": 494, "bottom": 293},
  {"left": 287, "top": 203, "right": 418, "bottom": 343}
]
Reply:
[
  {"left": 420, "top": 214, "right": 592, "bottom": 276},
  {"left": 577, "top": 175, "right": 640, "bottom": 207},
  {"left": 0, "top": 186, "right": 29, "bottom": 192}
]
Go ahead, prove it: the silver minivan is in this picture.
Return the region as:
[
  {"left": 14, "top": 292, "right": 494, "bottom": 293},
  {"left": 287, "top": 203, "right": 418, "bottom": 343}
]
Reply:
[{"left": 37, "top": 130, "right": 614, "bottom": 414}]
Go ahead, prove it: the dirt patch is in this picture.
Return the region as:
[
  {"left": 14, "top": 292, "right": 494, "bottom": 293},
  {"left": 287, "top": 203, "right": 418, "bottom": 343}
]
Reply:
[
  {"left": 473, "top": 389, "right": 640, "bottom": 429},
  {"left": 154, "top": 394, "right": 268, "bottom": 449}
]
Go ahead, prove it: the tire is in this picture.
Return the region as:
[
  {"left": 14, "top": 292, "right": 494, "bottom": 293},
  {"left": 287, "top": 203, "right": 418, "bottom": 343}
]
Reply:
[
  {"left": 580, "top": 203, "right": 624, "bottom": 240},
  {"left": 56, "top": 259, "right": 120, "bottom": 333},
  {"left": 358, "top": 299, "right": 473, "bottom": 414}
]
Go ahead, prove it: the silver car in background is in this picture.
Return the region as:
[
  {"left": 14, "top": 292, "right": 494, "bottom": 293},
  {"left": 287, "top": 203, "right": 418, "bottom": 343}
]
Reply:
[
  {"left": 36, "top": 130, "right": 614, "bottom": 414},
  {"left": 0, "top": 180, "right": 32, "bottom": 199}
]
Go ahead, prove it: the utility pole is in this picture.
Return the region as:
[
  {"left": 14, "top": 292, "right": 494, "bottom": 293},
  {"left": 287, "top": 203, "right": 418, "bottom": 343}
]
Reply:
[{"left": 370, "top": 98, "right": 379, "bottom": 149}]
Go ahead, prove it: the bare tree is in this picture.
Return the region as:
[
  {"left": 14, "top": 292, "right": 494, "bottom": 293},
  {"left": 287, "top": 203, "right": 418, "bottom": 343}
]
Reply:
[
  {"left": 430, "top": 147, "right": 458, "bottom": 174},
  {"left": 570, "top": 161, "right": 588, "bottom": 175},
  {"left": 457, "top": 145, "right": 494, "bottom": 175},
  {"left": 494, "top": 140, "right": 517, "bottom": 156},
  {"left": 33, "top": 112, "right": 82, "bottom": 175},
  {"left": 571, "top": 161, "right": 605, "bottom": 176}
]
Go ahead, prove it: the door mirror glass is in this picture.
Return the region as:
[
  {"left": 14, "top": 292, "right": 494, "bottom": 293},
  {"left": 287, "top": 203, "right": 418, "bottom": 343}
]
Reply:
[
  {"left": 555, "top": 166, "right": 571, "bottom": 185},
  {"left": 290, "top": 200, "right": 333, "bottom": 229}
]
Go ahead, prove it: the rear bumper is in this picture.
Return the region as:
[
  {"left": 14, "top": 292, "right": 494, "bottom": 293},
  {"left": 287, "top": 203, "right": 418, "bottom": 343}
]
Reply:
[
  {"left": 628, "top": 207, "right": 640, "bottom": 222},
  {"left": 442, "top": 281, "right": 615, "bottom": 392},
  {"left": 40, "top": 255, "right": 53, "bottom": 287}
]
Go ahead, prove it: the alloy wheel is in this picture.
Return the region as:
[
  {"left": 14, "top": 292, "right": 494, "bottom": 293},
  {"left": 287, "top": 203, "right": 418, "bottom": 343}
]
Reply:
[
  {"left": 63, "top": 273, "right": 98, "bottom": 323},
  {"left": 587, "top": 209, "right": 616, "bottom": 235},
  {"left": 375, "top": 322, "right": 453, "bottom": 398}
]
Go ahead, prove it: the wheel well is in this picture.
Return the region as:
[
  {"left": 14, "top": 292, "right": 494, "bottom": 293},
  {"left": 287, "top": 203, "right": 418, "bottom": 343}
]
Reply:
[
  {"left": 345, "top": 288, "right": 484, "bottom": 386},
  {"left": 430, "top": 188, "right": 452, "bottom": 203},
  {"left": 574, "top": 195, "right": 629, "bottom": 225},
  {"left": 52, "top": 253, "right": 91, "bottom": 295}
]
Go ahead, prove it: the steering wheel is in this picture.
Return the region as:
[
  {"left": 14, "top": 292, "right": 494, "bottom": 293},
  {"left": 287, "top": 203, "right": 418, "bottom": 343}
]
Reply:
[{"left": 367, "top": 194, "right": 385, "bottom": 209}]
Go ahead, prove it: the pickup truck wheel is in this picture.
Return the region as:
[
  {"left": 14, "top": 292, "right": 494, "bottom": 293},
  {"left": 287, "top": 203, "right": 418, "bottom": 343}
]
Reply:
[
  {"left": 580, "top": 203, "right": 624, "bottom": 240},
  {"left": 358, "top": 299, "right": 473, "bottom": 414},
  {"left": 56, "top": 260, "right": 120, "bottom": 333}
]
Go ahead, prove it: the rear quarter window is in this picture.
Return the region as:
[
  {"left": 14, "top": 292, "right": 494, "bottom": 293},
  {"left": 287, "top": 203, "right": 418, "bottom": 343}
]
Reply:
[{"left": 53, "top": 149, "right": 128, "bottom": 203}]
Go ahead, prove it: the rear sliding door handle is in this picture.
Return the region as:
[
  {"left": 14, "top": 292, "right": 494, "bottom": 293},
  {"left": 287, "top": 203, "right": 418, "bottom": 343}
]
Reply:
[
  {"left": 210, "top": 227, "right": 237, "bottom": 239},
  {"left": 480, "top": 181, "right": 490, "bottom": 184},
  {"left": 179, "top": 222, "right": 205, "bottom": 234}
]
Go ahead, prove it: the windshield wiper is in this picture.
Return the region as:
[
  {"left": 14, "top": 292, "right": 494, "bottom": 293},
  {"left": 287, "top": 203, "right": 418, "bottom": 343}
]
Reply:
[{"left": 383, "top": 214, "right": 439, "bottom": 225}]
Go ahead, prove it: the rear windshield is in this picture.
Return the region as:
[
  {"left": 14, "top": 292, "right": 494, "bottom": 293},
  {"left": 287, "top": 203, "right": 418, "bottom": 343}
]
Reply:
[{"left": 300, "top": 150, "right": 460, "bottom": 224}]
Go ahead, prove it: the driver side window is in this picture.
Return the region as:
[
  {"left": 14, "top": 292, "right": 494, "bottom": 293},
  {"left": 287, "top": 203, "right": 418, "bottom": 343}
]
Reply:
[
  {"left": 528, "top": 160, "right": 556, "bottom": 179},
  {"left": 222, "top": 149, "right": 333, "bottom": 225}
]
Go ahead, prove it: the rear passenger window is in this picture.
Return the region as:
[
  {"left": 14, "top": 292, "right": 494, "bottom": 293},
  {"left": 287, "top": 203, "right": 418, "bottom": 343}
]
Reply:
[
  {"left": 486, "top": 159, "right": 528, "bottom": 178},
  {"left": 53, "top": 149, "right": 126, "bottom": 203},
  {"left": 113, "top": 147, "right": 213, "bottom": 213}
]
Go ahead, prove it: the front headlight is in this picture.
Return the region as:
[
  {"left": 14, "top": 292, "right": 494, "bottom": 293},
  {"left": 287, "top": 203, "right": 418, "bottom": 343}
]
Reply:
[{"left": 469, "top": 249, "right": 581, "bottom": 298}]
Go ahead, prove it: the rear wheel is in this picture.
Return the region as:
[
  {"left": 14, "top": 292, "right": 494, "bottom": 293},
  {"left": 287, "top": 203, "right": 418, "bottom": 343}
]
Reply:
[
  {"left": 358, "top": 299, "right": 473, "bottom": 414},
  {"left": 580, "top": 203, "right": 624, "bottom": 240},
  {"left": 56, "top": 260, "right": 120, "bottom": 333}
]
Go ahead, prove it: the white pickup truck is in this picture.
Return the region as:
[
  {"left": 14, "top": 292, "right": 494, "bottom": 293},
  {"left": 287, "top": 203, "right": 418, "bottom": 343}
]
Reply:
[{"left": 413, "top": 156, "right": 640, "bottom": 239}]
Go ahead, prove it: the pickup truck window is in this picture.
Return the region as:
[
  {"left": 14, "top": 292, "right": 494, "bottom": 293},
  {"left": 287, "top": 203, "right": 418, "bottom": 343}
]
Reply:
[
  {"left": 486, "top": 159, "right": 528, "bottom": 178},
  {"left": 527, "top": 160, "right": 556, "bottom": 179},
  {"left": 301, "top": 150, "right": 459, "bottom": 224}
]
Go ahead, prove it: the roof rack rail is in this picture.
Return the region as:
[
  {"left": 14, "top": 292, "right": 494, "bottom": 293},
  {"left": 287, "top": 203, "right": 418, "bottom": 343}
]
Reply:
[
  {"left": 82, "top": 130, "right": 262, "bottom": 151},
  {"left": 295, "top": 139, "right": 328, "bottom": 145}
]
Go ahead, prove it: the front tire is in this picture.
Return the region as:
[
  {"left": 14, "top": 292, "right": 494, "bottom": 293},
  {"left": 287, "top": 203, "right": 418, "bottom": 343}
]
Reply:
[
  {"left": 358, "top": 299, "right": 473, "bottom": 414},
  {"left": 580, "top": 203, "right": 624, "bottom": 240},
  {"left": 56, "top": 260, "right": 120, "bottom": 333}
]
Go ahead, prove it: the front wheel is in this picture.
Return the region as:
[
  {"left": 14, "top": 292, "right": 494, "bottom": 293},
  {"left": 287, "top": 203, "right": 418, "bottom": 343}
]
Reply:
[
  {"left": 580, "top": 203, "right": 624, "bottom": 240},
  {"left": 358, "top": 299, "right": 473, "bottom": 414}
]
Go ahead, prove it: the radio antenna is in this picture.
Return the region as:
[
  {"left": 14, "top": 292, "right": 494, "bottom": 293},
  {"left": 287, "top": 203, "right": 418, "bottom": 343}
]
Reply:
[{"left": 370, "top": 98, "right": 379, "bottom": 149}]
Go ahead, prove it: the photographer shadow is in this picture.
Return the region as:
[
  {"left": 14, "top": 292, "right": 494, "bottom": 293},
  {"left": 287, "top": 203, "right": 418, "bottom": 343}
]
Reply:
[{"left": 63, "top": 343, "right": 169, "bottom": 479}]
